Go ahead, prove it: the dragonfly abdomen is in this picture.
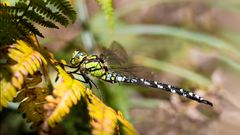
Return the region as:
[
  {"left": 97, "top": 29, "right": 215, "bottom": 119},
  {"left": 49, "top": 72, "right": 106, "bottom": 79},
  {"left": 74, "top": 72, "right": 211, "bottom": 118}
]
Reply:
[{"left": 103, "top": 72, "right": 212, "bottom": 106}]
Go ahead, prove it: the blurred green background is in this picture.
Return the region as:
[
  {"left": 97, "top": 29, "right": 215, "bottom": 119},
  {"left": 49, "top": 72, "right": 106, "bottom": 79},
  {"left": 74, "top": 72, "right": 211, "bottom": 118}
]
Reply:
[{"left": 2, "top": 0, "right": 240, "bottom": 135}]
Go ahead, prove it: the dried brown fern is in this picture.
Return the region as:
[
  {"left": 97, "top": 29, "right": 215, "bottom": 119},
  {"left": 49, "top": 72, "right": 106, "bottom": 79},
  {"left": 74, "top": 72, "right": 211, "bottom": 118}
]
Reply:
[
  {"left": 12, "top": 71, "right": 47, "bottom": 128},
  {"left": 15, "top": 87, "right": 48, "bottom": 128}
]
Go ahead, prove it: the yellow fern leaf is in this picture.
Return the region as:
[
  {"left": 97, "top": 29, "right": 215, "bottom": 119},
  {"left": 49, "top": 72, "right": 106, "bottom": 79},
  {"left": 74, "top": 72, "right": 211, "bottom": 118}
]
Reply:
[
  {"left": 0, "top": 38, "right": 46, "bottom": 111},
  {"left": 8, "top": 40, "right": 47, "bottom": 89},
  {"left": 0, "top": 1, "right": 10, "bottom": 6},
  {"left": 0, "top": 75, "right": 17, "bottom": 110},
  {"left": 44, "top": 65, "right": 85, "bottom": 127},
  {"left": 117, "top": 111, "right": 138, "bottom": 135},
  {"left": 96, "top": 0, "right": 114, "bottom": 27},
  {"left": 86, "top": 89, "right": 118, "bottom": 135},
  {"left": 0, "top": 67, "right": 43, "bottom": 111},
  {"left": 86, "top": 89, "right": 138, "bottom": 134}
]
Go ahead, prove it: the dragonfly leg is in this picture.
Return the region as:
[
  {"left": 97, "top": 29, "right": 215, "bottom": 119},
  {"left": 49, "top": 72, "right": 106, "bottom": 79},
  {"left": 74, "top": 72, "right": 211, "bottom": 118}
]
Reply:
[
  {"left": 55, "top": 62, "right": 80, "bottom": 82},
  {"left": 70, "top": 72, "right": 99, "bottom": 89},
  {"left": 75, "top": 78, "right": 89, "bottom": 84},
  {"left": 81, "top": 73, "right": 99, "bottom": 89},
  {"left": 55, "top": 73, "right": 60, "bottom": 82}
]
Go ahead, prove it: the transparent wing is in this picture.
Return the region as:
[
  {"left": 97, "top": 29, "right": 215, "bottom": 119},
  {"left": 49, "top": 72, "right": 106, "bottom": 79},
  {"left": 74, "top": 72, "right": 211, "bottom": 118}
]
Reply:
[
  {"left": 99, "top": 41, "right": 154, "bottom": 79},
  {"left": 100, "top": 41, "right": 128, "bottom": 66},
  {"left": 109, "top": 65, "right": 155, "bottom": 80}
]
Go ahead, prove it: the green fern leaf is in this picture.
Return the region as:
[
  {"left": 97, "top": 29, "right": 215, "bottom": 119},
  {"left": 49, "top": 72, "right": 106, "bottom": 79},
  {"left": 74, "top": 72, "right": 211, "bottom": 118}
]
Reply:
[
  {"left": 96, "top": 0, "right": 114, "bottom": 27},
  {"left": 1, "top": 4, "right": 25, "bottom": 15},
  {"left": 20, "top": 19, "right": 44, "bottom": 37},
  {"left": 47, "top": 0, "right": 76, "bottom": 22},
  {"left": 31, "top": 0, "right": 68, "bottom": 26},
  {"left": 25, "top": 10, "right": 58, "bottom": 28},
  {"left": 0, "top": 10, "right": 29, "bottom": 45},
  {"left": 0, "top": 0, "right": 76, "bottom": 45}
]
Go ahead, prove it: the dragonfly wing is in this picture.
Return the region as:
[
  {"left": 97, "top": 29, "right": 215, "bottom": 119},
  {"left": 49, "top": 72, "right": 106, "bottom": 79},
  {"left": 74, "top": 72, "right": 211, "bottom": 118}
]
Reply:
[
  {"left": 100, "top": 41, "right": 128, "bottom": 66},
  {"left": 99, "top": 41, "right": 155, "bottom": 79},
  {"left": 110, "top": 65, "right": 155, "bottom": 80}
]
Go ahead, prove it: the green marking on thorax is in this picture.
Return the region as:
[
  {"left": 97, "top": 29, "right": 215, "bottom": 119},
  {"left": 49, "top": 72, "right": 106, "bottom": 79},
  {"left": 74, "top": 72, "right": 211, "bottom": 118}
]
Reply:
[{"left": 84, "top": 61, "right": 105, "bottom": 77}]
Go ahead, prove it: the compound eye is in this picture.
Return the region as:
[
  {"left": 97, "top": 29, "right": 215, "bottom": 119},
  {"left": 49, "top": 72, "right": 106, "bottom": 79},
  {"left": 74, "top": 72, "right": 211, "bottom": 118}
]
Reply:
[
  {"left": 78, "top": 52, "right": 84, "bottom": 56},
  {"left": 78, "top": 52, "right": 86, "bottom": 57}
]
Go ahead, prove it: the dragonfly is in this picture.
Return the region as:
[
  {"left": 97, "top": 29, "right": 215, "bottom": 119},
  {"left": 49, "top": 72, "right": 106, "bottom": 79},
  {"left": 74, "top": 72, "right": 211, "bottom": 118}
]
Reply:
[{"left": 67, "top": 41, "right": 213, "bottom": 106}]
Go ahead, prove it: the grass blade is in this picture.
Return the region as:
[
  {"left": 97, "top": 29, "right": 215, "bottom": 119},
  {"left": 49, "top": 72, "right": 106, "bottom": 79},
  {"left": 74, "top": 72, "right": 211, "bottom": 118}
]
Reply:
[{"left": 134, "top": 56, "right": 212, "bottom": 87}]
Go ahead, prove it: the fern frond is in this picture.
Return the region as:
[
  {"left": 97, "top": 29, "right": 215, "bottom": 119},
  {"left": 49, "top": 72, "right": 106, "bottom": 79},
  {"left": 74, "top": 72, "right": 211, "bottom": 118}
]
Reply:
[
  {"left": 20, "top": 19, "right": 44, "bottom": 37},
  {"left": 85, "top": 89, "right": 118, "bottom": 135},
  {"left": 1, "top": 0, "right": 76, "bottom": 45},
  {"left": 0, "top": 3, "right": 43, "bottom": 45},
  {"left": 1, "top": 3, "right": 26, "bottom": 14},
  {"left": 13, "top": 72, "right": 43, "bottom": 103},
  {"left": 30, "top": 0, "right": 68, "bottom": 26},
  {"left": 0, "top": 82, "right": 17, "bottom": 110},
  {"left": 8, "top": 39, "right": 47, "bottom": 89},
  {"left": 25, "top": 10, "right": 58, "bottom": 28},
  {"left": 47, "top": 0, "right": 76, "bottom": 22},
  {"left": 117, "top": 112, "right": 138, "bottom": 135},
  {"left": 15, "top": 87, "right": 48, "bottom": 128},
  {"left": 44, "top": 65, "right": 85, "bottom": 127},
  {"left": 0, "top": 38, "right": 46, "bottom": 110},
  {"left": 0, "top": 14, "right": 32, "bottom": 45},
  {"left": 0, "top": 69, "right": 17, "bottom": 111},
  {"left": 96, "top": 0, "right": 114, "bottom": 27}
]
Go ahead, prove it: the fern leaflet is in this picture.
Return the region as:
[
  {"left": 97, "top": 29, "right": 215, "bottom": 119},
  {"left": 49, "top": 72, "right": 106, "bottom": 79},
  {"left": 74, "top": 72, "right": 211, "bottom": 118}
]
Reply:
[
  {"left": 86, "top": 89, "right": 118, "bottom": 135},
  {"left": 117, "top": 112, "right": 138, "bottom": 135},
  {"left": 44, "top": 65, "right": 85, "bottom": 127},
  {"left": 0, "top": 68, "right": 17, "bottom": 111},
  {"left": 0, "top": 38, "right": 46, "bottom": 110},
  {"left": 8, "top": 39, "right": 47, "bottom": 89},
  {"left": 0, "top": 0, "right": 76, "bottom": 46},
  {"left": 15, "top": 87, "right": 48, "bottom": 128}
]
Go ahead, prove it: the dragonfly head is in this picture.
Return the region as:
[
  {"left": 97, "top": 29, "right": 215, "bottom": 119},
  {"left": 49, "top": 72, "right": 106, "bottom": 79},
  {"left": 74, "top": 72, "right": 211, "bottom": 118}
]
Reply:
[{"left": 70, "top": 50, "right": 87, "bottom": 65}]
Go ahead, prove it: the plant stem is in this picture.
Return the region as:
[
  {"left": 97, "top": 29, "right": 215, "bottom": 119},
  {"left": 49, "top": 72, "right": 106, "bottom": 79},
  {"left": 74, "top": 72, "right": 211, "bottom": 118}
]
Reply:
[
  {"left": 77, "top": 0, "right": 96, "bottom": 52},
  {"left": 34, "top": 35, "right": 53, "bottom": 91}
]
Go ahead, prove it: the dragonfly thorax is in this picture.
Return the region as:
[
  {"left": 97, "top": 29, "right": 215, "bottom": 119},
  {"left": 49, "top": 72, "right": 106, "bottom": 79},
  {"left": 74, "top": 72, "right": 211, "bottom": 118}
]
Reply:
[
  {"left": 70, "top": 50, "right": 87, "bottom": 65},
  {"left": 70, "top": 50, "right": 108, "bottom": 78}
]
